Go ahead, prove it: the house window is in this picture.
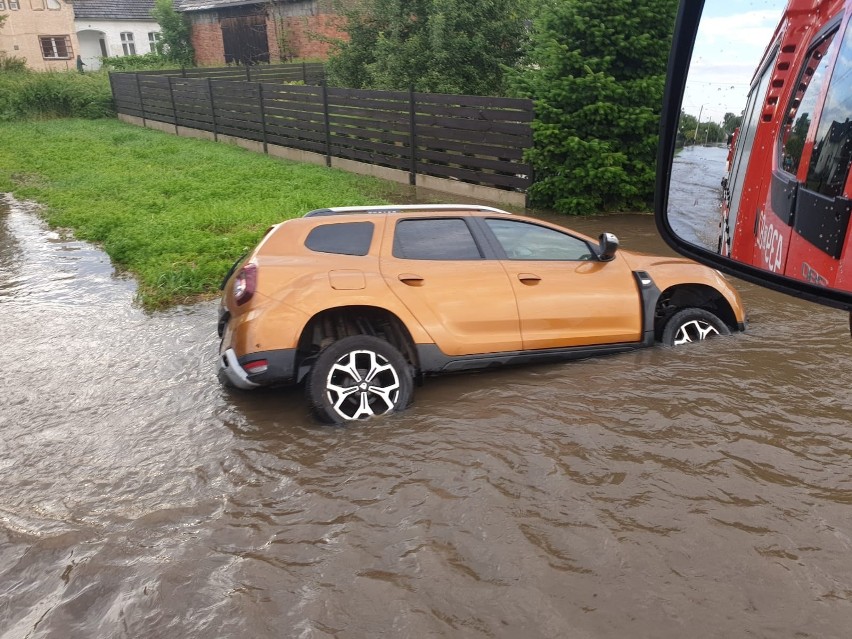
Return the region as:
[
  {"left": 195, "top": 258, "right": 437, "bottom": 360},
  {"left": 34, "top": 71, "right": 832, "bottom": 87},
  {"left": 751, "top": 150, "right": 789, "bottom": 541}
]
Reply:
[
  {"left": 40, "top": 35, "right": 72, "bottom": 59},
  {"left": 148, "top": 31, "right": 161, "bottom": 53},
  {"left": 0, "top": 1, "right": 6, "bottom": 9},
  {"left": 120, "top": 32, "right": 136, "bottom": 56},
  {"left": 9, "top": 0, "right": 19, "bottom": 8},
  {"left": 46, "top": 0, "right": 60, "bottom": 8}
]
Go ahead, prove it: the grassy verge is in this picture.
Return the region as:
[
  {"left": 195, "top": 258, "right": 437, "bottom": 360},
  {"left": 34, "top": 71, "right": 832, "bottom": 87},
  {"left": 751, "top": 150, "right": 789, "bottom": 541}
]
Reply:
[
  {"left": 0, "top": 118, "right": 404, "bottom": 309},
  {"left": 0, "top": 70, "right": 114, "bottom": 120}
]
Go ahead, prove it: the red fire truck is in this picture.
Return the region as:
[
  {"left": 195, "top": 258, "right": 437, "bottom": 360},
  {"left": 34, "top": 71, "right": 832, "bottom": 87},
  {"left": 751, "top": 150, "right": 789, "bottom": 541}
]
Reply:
[{"left": 719, "top": 0, "right": 852, "bottom": 292}]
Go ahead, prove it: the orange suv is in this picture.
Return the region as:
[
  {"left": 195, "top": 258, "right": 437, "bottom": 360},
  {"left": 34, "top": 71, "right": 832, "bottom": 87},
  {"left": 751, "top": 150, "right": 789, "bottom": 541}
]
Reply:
[{"left": 218, "top": 205, "right": 746, "bottom": 422}]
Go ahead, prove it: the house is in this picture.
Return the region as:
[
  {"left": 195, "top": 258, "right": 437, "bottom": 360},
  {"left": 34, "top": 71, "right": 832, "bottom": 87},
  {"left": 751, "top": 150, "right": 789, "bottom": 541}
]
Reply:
[
  {"left": 176, "top": 0, "right": 346, "bottom": 66},
  {"left": 73, "top": 0, "right": 161, "bottom": 70},
  {"left": 0, "top": 0, "right": 81, "bottom": 71}
]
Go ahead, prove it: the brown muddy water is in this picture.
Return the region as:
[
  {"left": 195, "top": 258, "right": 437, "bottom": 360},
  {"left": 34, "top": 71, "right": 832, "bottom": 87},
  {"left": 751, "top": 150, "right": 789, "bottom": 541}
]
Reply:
[{"left": 1, "top": 194, "right": 851, "bottom": 639}]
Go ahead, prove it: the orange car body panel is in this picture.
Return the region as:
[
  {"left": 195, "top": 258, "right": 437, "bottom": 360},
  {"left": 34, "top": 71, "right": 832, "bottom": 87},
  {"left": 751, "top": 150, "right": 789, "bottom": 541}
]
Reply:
[{"left": 219, "top": 208, "right": 746, "bottom": 368}]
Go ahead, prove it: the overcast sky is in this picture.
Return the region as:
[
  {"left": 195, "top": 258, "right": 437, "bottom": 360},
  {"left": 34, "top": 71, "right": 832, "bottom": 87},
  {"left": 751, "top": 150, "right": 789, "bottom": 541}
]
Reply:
[{"left": 681, "top": 0, "right": 787, "bottom": 124}]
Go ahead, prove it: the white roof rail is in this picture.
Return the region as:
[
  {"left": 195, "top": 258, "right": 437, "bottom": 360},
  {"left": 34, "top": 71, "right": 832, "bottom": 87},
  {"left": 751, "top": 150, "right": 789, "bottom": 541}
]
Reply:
[{"left": 303, "top": 204, "right": 512, "bottom": 217}]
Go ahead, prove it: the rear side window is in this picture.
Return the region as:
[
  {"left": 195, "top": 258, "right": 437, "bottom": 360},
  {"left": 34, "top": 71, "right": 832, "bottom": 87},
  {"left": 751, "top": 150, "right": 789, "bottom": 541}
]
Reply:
[
  {"left": 805, "top": 23, "right": 852, "bottom": 197},
  {"left": 393, "top": 218, "right": 483, "bottom": 260},
  {"left": 305, "top": 222, "right": 373, "bottom": 256}
]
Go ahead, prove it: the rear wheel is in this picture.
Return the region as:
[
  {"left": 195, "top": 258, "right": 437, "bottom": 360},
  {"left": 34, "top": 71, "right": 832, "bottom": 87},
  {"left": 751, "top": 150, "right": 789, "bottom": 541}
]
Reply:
[
  {"left": 306, "top": 335, "right": 413, "bottom": 423},
  {"left": 661, "top": 308, "right": 730, "bottom": 346}
]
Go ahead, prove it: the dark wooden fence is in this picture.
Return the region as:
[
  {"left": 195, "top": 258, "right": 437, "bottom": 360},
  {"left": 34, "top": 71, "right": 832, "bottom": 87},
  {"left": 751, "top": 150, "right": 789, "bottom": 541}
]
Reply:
[
  {"left": 137, "top": 62, "right": 326, "bottom": 84},
  {"left": 110, "top": 66, "right": 533, "bottom": 195}
]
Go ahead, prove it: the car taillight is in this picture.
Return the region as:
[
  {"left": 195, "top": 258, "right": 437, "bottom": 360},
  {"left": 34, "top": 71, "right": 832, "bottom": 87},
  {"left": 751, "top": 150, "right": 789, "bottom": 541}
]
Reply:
[
  {"left": 233, "top": 262, "right": 257, "bottom": 306},
  {"left": 244, "top": 359, "right": 268, "bottom": 375}
]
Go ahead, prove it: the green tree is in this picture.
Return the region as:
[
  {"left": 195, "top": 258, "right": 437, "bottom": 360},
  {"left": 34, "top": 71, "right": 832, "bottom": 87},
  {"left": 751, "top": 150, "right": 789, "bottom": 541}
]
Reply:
[
  {"left": 151, "top": 0, "right": 194, "bottom": 67},
  {"left": 512, "top": 0, "right": 678, "bottom": 214},
  {"left": 723, "top": 111, "right": 742, "bottom": 134},
  {"left": 326, "top": 0, "right": 530, "bottom": 96}
]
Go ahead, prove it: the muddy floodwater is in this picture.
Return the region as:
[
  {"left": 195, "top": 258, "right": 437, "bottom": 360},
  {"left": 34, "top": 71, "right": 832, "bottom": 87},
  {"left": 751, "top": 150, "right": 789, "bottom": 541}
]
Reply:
[{"left": 1, "top": 194, "right": 851, "bottom": 639}]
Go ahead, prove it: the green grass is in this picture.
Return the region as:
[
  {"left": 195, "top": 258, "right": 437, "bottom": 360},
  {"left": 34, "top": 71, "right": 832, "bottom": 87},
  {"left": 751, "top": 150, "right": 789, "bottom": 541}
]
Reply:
[
  {"left": 0, "top": 118, "right": 404, "bottom": 308},
  {"left": 0, "top": 70, "right": 114, "bottom": 120}
]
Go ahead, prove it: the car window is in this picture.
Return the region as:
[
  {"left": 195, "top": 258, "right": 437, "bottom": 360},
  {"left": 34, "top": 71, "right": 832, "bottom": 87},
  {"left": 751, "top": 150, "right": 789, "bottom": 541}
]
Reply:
[
  {"left": 305, "top": 221, "right": 374, "bottom": 256},
  {"left": 393, "top": 218, "right": 483, "bottom": 260},
  {"left": 485, "top": 218, "right": 593, "bottom": 260},
  {"left": 805, "top": 22, "right": 852, "bottom": 197}
]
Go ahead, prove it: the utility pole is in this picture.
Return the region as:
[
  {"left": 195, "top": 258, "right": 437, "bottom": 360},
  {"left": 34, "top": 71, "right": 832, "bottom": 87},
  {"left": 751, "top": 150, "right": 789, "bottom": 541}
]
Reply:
[{"left": 693, "top": 105, "right": 703, "bottom": 145}]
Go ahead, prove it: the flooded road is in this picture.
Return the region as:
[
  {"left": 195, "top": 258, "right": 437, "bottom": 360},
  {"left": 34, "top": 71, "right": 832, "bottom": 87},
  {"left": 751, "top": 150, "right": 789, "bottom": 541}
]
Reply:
[
  {"left": 668, "top": 144, "right": 728, "bottom": 251},
  {"left": 2, "top": 195, "right": 852, "bottom": 639}
]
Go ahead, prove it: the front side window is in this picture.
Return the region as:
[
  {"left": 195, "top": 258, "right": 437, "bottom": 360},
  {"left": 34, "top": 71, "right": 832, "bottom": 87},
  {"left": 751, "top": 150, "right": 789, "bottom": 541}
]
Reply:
[
  {"left": 805, "top": 23, "right": 852, "bottom": 197},
  {"left": 120, "top": 32, "right": 136, "bottom": 56},
  {"left": 485, "top": 218, "right": 593, "bottom": 261},
  {"left": 45, "top": 0, "right": 60, "bottom": 9},
  {"left": 40, "top": 35, "right": 71, "bottom": 59},
  {"left": 393, "top": 218, "right": 482, "bottom": 260},
  {"left": 305, "top": 222, "right": 373, "bottom": 256},
  {"left": 780, "top": 30, "right": 838, "bottom": 176},
  {"left": 9, "top": 0, "right": 19, "bottom": 8},
  {"left": 0, "top": 1, "right": 6, "bottom": 9}
]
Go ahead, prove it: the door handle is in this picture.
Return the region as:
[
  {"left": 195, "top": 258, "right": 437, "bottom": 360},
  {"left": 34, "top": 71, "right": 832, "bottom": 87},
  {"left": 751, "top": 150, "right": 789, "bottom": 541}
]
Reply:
[
  {"left": 517, "top": 273, "right": 541, "bottom": 284},
  {"left": 398, "top": 273, "right": 424, "bottom": 286}
]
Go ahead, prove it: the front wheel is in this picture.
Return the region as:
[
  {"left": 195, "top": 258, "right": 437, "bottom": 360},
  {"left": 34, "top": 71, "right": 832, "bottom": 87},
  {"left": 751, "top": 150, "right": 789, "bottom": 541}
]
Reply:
[
  {"left": 661, "top": 308, "right": 730, "bottom": 346},
  {"left": 306, "top": 335, "right": 414, "bottom": 423}
]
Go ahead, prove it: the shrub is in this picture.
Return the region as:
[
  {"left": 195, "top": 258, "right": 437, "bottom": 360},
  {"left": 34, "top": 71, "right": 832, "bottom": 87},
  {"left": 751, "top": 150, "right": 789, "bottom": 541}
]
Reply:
[
  {"left": 0, "top": 70, "right": 114, "bottom": 121},
  {"left": 512, "top": 0, "right": 678, "bottom": 214},
  {"left": 0, "top": 53, "right": 29, "bottom": 73},
  {"left": 101, "top": 52, "right": 177, "bottom": 72}
]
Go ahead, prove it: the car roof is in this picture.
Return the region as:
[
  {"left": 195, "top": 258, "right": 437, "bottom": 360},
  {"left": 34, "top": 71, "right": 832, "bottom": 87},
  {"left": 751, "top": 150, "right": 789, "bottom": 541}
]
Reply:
[{"left": 303, "top": 204, "right": 512, "bottom": 217}]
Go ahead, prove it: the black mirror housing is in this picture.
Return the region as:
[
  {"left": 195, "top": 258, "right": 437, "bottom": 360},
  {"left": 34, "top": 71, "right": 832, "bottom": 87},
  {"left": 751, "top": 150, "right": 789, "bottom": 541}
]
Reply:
[{"left": 655, "top": 0, "right": 852, "bottom": 313}]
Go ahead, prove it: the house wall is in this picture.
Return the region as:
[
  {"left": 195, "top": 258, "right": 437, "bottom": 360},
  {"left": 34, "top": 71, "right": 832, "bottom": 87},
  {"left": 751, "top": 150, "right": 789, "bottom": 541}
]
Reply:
[
  {"left": 188, "top": 1, "right": 347, "bottom": 66},
  {"left": 267, "top": 12, "right": 346, "bottom": 62},
  {"left": 74, "top": 19, "right": 162, "bottom": 70},
  {"left": 0, "top": 0, "right": 80, "bottom": 71},
  {"left": 188, "top": 13, "right": 223, "bottom": 66}
]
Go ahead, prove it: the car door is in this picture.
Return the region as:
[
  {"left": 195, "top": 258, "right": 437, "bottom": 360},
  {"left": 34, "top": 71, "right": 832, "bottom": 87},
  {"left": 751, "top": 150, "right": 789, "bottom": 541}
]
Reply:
[
  {"left": 481, "top": 217, "right": 642, "bottom": 349},
  {"left": 379, "top": 216, "right": 522, "bottom": 356}
]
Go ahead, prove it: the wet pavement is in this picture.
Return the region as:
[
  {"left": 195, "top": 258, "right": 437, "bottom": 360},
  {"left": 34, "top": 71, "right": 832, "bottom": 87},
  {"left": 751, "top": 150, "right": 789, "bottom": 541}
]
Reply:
[{"left": 1, "top": 194, "right": 851, "bottom": 638}]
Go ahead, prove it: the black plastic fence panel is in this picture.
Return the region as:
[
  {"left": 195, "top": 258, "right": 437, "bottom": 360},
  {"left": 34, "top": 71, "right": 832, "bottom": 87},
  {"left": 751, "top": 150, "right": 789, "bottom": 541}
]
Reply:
[{"left": 110, "top": 68, "right": 533, "bottom": 193}]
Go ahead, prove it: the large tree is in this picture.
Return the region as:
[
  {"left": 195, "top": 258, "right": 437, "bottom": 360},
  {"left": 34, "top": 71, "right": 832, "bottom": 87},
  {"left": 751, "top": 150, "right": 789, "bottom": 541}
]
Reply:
[
  {"left": 326, "top": 0, "right": 529, "bottom": 96},
  {"left": 513, "top": 0, "right": 678, "bottom": 214},
  {"left": 151, "top": 0, "right": 194, "bottom": 67}
]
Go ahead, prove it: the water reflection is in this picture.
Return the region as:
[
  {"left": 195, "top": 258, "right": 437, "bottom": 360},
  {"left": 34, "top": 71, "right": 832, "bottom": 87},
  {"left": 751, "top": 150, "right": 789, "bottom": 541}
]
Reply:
[{"left": 1, "top": 195, "right": 851, "bottom": 638}]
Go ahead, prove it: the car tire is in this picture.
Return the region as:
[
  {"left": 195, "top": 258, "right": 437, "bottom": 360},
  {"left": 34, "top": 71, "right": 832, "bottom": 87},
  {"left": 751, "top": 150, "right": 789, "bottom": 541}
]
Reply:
[
  {"left": 661, "top": 307, "right": 730, "bottom": 346},
  {"left": 306, "top": 335, "right": 414, "bottom": 423}
]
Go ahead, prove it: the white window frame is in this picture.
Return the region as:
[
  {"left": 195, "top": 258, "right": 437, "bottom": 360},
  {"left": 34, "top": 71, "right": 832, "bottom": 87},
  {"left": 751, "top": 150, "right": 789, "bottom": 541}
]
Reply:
[
  {"left": 120, "top": 32, "right": 136, "bottom": 56},
  {"left": 148, "top": 31, "right": 162, "bottom": 53},
  {"left": 46, "top": 0, "right": 60, "bottom": 9},
  {"left": 8, "top": 0, "right": 19, "bottom": 8},
  {"left": 40, "top": 35, "right": 72, "bottom": 60},
  {"left": 0, "top": 1, "right": 7, "bottom": 10}
]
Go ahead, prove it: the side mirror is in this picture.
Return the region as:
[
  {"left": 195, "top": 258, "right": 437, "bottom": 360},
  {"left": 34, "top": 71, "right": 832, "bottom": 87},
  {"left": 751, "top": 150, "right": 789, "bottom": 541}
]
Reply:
[
  {"left": 656, "top": 0, "right": 852, "bottom": 313},
  {"left": 597, "top": 232, "right": 619, "bottom": 261}
]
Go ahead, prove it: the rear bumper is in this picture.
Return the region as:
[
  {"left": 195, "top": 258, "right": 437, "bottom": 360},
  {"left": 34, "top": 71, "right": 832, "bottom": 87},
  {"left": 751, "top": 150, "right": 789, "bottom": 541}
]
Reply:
[{"left": 217, "top": 347, "right": 298, "bottom": 390}]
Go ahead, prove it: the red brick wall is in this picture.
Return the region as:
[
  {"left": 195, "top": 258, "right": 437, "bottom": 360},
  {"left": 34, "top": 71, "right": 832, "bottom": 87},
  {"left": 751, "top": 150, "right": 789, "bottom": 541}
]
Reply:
[
  {"left": 191, "top": 11, "right": 347, "bottom": 66},
  {"left": 191, "top": 20, "right": 225, "bottom": 66},
  {"left": 279, "top": 13, "right": 348, "bottom": 61}
]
